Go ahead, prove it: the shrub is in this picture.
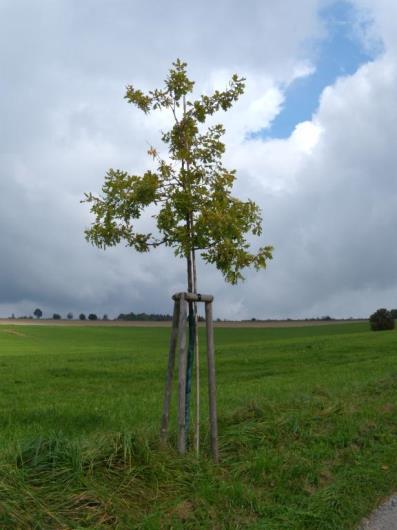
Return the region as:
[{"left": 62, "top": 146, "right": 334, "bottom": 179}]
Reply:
[
  {"left": 369, "top": 308, "right": 395, "bottom": 331},
  {"left": 79, "top": 313, "right": 86, "bottom": 320},
  {"left": 53, "top": 313, "right": 61, "bottom": 320},
  {"left": 88, "top": 313, "right": 98, "bottom": 321}
]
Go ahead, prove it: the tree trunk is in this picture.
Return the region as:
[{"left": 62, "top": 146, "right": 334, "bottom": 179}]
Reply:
[
  {"left": 192, "top": 248, "right": 200, "bottom": 456},
  {"left": 184, "top": 221, "right": 195, "bottom": 446},
  {"left": 183, "top": 93, "right": 199, "bottom": 453}
]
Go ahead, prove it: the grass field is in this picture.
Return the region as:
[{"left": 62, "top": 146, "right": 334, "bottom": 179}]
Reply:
[{"left": 0, "top": 322, "right": 397, "bottom": 528}]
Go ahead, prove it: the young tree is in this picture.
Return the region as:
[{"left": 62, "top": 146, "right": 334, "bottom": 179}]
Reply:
[{"left": 83, "top": 60, "right": 273, "bottom": 446}]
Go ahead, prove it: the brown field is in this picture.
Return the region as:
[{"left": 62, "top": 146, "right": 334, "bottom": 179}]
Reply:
[{"left": 0, "top": 318, "right": 367, "bottom": 328}]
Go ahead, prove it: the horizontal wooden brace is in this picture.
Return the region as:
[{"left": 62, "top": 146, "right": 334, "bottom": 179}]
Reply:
[{"left": 172, "top": 292, "right": 214, "bottom": 303}]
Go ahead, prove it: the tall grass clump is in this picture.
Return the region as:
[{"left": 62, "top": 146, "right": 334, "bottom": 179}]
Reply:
[{"left": 2, "top": 378, "right": 397, "bottom": 529}]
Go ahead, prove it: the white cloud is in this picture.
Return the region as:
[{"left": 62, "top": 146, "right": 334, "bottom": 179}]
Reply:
[
  {"left": 226, "top": 52, "right": 397, "bottom": 318},
  {"left": 1, "top": 0, "right": 397, "bottom": 319},
  {"left": 290, "top": 121, "right": 322, "bottom": 153}
]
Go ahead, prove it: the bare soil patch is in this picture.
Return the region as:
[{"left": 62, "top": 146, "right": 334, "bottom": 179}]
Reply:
[{"left": 0, "top": 328, "right": 28, "bottom": 336}]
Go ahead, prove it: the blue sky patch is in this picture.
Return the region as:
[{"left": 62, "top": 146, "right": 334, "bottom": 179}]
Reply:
[{"left": 251, "top": 1, "right": 381, "bottom": 140}]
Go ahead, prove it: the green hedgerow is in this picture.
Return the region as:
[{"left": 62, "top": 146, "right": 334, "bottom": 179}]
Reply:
[{"left": 369, "top": 308, "right": 395, "bottom": 331}]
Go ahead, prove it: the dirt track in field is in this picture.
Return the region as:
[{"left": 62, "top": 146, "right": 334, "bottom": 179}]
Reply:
[{"left": 0, "top": 318, "right": 366, "bottom": 329}]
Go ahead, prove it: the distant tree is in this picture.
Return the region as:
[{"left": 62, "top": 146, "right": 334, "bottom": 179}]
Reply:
[
  {"left": 117, "top": 312, "right": 173, "bottom": 321},
  {"left": 369, "top": 308, "right": 395, "bottom": 331},
  {"left": 391, "top": 309, "right": 397, "bottom": 319},
  {"left": 33, "top": 308, "right": 43, "bottom": 319},
  {"left": 67, "top": 312, "right": 73, "bottom": 320},
  {"left": 79, "top": 313, "right": 86, "bottom": 320},
  {"left": 103, "top": 314, "right": 109, "bottom": 321},
  {"left": 88, "top": 313, "right": 98, "bottom": 321},
  {"left": 53, "top": 313, "right": 61, "bottom": 320}
]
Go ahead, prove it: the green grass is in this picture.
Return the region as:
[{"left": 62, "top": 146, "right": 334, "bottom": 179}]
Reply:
[{"left": 0, "top": 322, "right": 397, "bottom": 528}]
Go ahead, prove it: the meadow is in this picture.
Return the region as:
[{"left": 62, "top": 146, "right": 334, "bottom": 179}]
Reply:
[{"left": 0, "top": 322, "right": 397, "bottom": 528}]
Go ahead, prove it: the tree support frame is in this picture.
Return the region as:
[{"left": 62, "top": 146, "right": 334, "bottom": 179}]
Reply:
[{"left": 160, "top": 292, "right": 219, "bottom": 463}]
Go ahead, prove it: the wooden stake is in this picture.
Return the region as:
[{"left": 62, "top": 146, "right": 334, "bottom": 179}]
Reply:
[
  {"left": 205, "top": 301, "right": 219, "bottom": 463},
  {"left": 177, "top": 295, "right": 188, "bottom": 454},
  {"left": 160, "top": 299, "right": 180, "bottom": 446}
]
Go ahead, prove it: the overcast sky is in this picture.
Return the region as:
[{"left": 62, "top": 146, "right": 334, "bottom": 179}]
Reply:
[{"left": 1, "top": 0, "right": 397, "bottom": 319}]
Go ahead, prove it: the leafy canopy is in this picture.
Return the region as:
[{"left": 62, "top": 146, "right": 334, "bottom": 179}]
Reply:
[{"left": 84, "top": 60, "right": 273, "bottom": 284}]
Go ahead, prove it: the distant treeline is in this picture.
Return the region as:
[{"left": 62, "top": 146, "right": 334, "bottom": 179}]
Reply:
[
  {"left": 117, "top": 312, "right": 173, "bottom": 321},
  {"left": 245, "top": 316, "right": 335, "bottom": 322},
  {"left": 9, "top": 309, "right": 397, "bottom": 322},
  {"left": 117, "top": 312, "right": 206, "bottom": 322}
]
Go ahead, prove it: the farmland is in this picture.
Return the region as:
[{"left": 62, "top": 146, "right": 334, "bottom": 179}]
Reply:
[{"left": 0, "top": 322, "right": 397, "bottom": 528}]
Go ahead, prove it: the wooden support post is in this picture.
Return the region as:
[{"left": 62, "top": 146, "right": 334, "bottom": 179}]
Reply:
[
  {"left": 161, "top": 292, "right": 218, "bottom": 462},
  {"left": 177, "top": 295, "right": 188, "bottom": 454},
  {"left": 205, "top": 300, "right": 219, "bottom": 463},
  {"left": 160, "top": 298, "right": 180, "bottom": 446}
]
